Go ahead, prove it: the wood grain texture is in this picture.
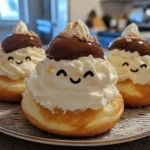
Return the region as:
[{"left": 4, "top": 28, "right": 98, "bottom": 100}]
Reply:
[{"left": 0, "top": 102, "right": 150, "bottom": 147}]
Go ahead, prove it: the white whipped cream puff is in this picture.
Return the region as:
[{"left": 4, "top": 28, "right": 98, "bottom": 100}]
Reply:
[
  {"left": 22, "top": 20, "right": 124, "bottom": 137},
  {"left": 0, "top": 21, "right": 45, "bottom": 102},
  {"left": 107, "top": 23, "right": 150, "bottom": 107}
]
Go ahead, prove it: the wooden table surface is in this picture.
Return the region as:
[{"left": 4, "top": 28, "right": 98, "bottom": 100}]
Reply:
[{"left": 0, "top": 132, "right": 149, "bottom": 150}]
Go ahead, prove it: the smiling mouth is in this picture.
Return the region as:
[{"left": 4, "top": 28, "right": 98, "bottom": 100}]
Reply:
[
  {"left": 16, "top": 61, "right": 23, "bottom": 65},
  {"left": 130, "top": 69, "right": 139, "bottom": 73},
  {"left": 70, "top": 78, "right": 81, "bottom": 84}
]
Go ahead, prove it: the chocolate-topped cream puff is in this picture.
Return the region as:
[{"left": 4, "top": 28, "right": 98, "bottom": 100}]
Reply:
[
  {"left": 22, "top": 20, "right": 123, "bottom": 137},
  {"left": 107, "top": 23, "right": 150, "bottom": 107},
  {"left": 0, "top": 21, "right": 45, "bottom": 102}
]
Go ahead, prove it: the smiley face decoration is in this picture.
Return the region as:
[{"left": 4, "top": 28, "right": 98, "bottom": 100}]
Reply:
[
  {"left": 107, "top": 23, "right": 150, "bottom": 107},
  {"left": 0, "top": 21, "right": 45, "bottom": 80}
]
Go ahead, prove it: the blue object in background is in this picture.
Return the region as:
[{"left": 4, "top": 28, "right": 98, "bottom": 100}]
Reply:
[{"left": 97, "top": 31, "right": 121, "bottom": 49}]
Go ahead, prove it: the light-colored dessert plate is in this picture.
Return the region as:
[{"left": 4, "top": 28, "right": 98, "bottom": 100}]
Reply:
[{"left": 0, "top": 102, "right": 150, "bottom": 146}]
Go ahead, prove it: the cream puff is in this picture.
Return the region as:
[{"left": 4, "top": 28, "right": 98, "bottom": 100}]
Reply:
[
  {"left": 0, "top": 21, "right": 45, "bottom": 102},
  {"left": 107, "top": 23, "right": 150, "bottom": 107},
  {"left": 22, "top": 20, "right": 124, "bottom": 137}
]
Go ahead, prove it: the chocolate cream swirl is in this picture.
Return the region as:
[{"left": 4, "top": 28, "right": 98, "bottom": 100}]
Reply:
[
  {"left": 46, "top": 19, "right": 104, "bottom": 61},
  {"left": 109, "top": 23, "right": 150, "bottom": 56},
  {"left": 46, "top": 36, "right": 104, "bottom": 61},
  {"left": 109, "top": 36, "right": 150, "bottom": 56},
  {"left": 1, "top": 21, "right": 42, "bottom": 53},
  {"left": 1, "top": 33, "right": 42, "bottom": 53}
]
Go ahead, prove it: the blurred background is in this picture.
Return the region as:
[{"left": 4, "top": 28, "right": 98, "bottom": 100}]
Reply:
[{"left": 1, "top": 0, "right": 150, "bottom": 48}]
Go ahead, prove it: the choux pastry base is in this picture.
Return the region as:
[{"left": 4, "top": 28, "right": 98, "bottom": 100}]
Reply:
[
  {"left": 117, "top": 79, "right": 150, "bottom": 107},
  {"left": 0, "top": 76, "right": 25, "bottom": 102},
  {"left": 22, "top": 91, "right": 124, "bottom": 137}
]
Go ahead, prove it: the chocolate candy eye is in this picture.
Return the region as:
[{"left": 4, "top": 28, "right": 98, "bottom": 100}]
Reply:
[
  {"left": 56, "top": 69, "right": 67, "bottom": 77},
  {"left": 25, "top": 56, "right": 31, "bottom": 61},
  {"left": 84, "top": 71, "right": 94, "bottom": 78},
  {"left": 122, "top": 62, "right": 129, "bottom": 66},
  {"left": 140, "top": 64, "right": 147, "bottom": 68},
  {"left": 8, "top": 56, "right": 14, "bottom": 61}
]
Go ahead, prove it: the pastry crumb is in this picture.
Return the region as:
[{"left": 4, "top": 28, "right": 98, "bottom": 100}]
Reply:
[{"left": 59, "top": 32, "right": 98, "bottom": 43}]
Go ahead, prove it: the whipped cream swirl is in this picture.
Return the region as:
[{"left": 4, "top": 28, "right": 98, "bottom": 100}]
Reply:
[
  {"left": 59, "top": 19, "right": 97, "bottom": 42},
  {"left": 13, "top": 20, "right": 28, "bottom": 33},
  {"left": 121, "top": 23, "right": 140, "bottom": 37},
  {"left": 107, "top": 49, "right": 150, "bottom": 85},
  {"left": 26, "top": 55, "right": 119, "bottom": 112},
  {"left": 0, "top": 46, "right": 45, "bottom": 80},
  {"left": 61, "top": 19, "right": 90, "bottom": 37}
]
